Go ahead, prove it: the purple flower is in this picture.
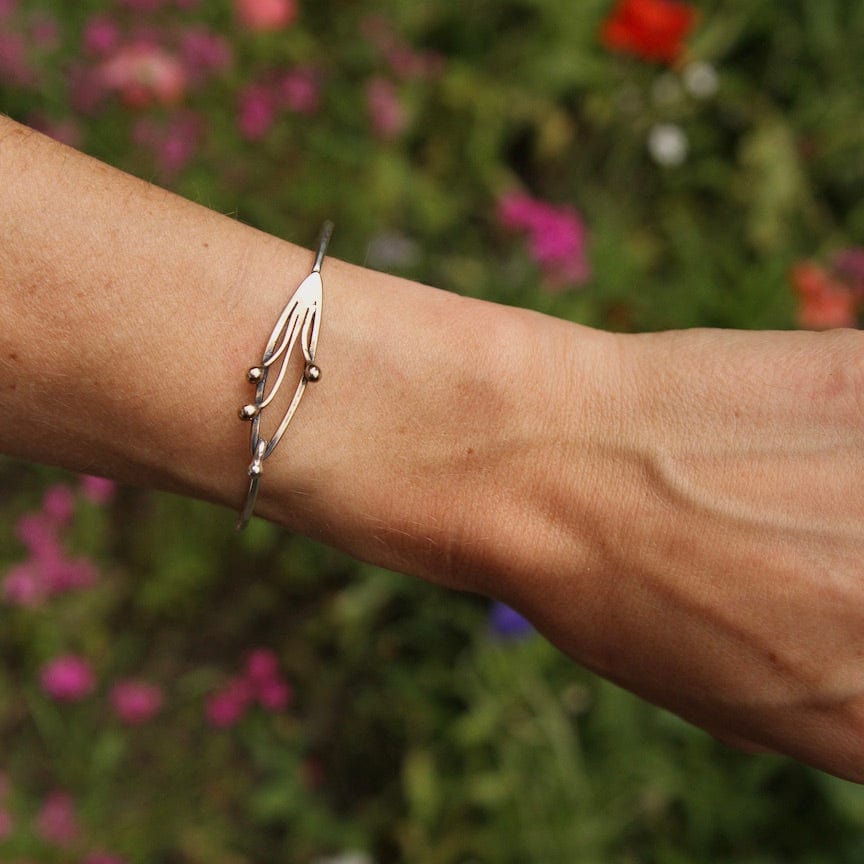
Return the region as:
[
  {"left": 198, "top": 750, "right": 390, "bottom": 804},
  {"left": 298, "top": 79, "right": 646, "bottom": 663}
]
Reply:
[
  {"left": 489, "top": 601, "right": 534, "bottom": 639},
  {"left": 40, "top": 655, "right": 96, "bottom": 702}
]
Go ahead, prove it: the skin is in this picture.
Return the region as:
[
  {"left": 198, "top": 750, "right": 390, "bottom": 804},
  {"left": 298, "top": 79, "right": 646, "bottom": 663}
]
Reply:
[{"left": 2, "top": 116, "right": 864, "bottom": 782}]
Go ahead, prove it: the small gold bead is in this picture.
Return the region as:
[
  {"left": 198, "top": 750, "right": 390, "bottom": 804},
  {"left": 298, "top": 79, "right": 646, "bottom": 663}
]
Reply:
[
  {"left": 305, "top": 363, "right": 321, "bottom": 383},
  {"left": 239, "top": 404, "right": 259, "bottom": 421},
  {"left": 247, "top": 366, "right": 264, "bottom": 383}
]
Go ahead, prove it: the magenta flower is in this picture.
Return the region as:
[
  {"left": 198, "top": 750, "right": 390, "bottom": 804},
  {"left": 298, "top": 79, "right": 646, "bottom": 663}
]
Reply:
[
  {"left": 245, "top": 648, "right": 280, "bottom": 684},
  {"left": 237, "top": 83, "right": 277, "bottom": 141},
  {"left": 110, "top": 680, "right": 165, "bottom": 725},
  {"left": 207, "top": 650, "right": 293, "bottom": 726},
  {"left": 178, "top": 26, "right": 232, "bottom": 81},
  {"left": 366, "top": 76, "right": 407, "bottom": 140},
  {"left": 80, "top": 474, "right": 117, "bottom": 505},
  {"left": 36, "top": 791, "right": 79, "bottom": 847},
  {"left": 0, "top": 0, "right": 18, "bottom": 20},
  {"left": 5, "top": 505, "right": 97, "bottom": 606},
  {"left": 0, "top": 30, "right": 33, "bottom": 88},
  {"left": 42, "top": 484, "right": 76, "bottom": 526},
  {"left": 83, "top": 16, "right": 121, "bottom": 56},
  {"left": 257, "top": 677, "right": 292, "bottom": 712},
  {"left": 40, "top": 655, "right": 96, "bottom": 702},
  {"left": 235, "top": 0, "right": 297, "bottom": 31},
  {"left": 280, "top": 67, "right": 320, "bottom": 114},
  {"left": 206, "top": 676, "right": 254, "bottom": 728},
  {"left": 498, "top": 192, "right": 591, "bottom": 288},
  {"left": 133, "top": 111, "right": 204, "bottom": 177}
]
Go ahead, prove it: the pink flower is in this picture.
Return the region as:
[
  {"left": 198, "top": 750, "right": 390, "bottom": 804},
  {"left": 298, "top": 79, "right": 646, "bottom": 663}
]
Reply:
[
  {"left": 133, "top": 111, "right": 204, "bottom": 177},
  {"left": 110, "top": 680, "right": 164, "bottom": 725},
  {"left": 498, "top": 192, "right": 591, "bottom": 287},
  {"left": 242, "top": 648, "right": 293, "bottom": 711},
  {"left": 0, "top": 31, "right": 33, "bottom": 87},
  {"left": 206, "top": 676, "right": 254, "bottom": 728},
  {"left": 99, "top": 42, "right": 187, "bottom": 108},
  {"left": 40, "top": 655, "right": 96, "bottom": 702},
  {"left": 279, "top": 67, "right": 320, "bottom": 114},
  {"left": 235, "top": 0, "right": 297, "bottom": 31},
  {"left": 0, "top": 0, "right": 18, "bottom": 20},
  {"left": 85, "top": 855, "right": 128, "bottom": 864},
  {"left": 42, "top": 484, "right": 76, "bottom": 526},
  {"left": 83, "top": 16, "right": 121, "bottom": 56},
  {"left": 245, "top": 648, "right": 280, "bottom": 684},
  {"left": 178, "top": 26, "right": 232, "bottom": 80},
  {"left": 16, "top": 511, "right": 59, "bottom": 556},
  {"left": 258, "top": 677, "right": 292, "bottom": 712},
  {"left": 3, "top": 562, "right": 47, "bottom": 607},
  {"left": 80, "top": 475, "right": 116, "bottom": 505},
  {"left": 366, "top": 76, "right": 406, "bottom": 140},
  {"left": 36, "top": 791, "right": 79, "bottom": 847},
  {"left": 237, "top": 83, "right": 277, "bottom": 141}
]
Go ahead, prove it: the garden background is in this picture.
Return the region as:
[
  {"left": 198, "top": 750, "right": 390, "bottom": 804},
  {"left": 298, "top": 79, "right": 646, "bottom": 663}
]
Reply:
[{"left": 3, "top": 0, "right": 864, "bottom": 861}]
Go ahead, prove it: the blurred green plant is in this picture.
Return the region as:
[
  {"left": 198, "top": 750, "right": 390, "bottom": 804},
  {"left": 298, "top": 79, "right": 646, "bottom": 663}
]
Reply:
[{"left": 3, "top": 0, "right": 864, "bottom": 862}]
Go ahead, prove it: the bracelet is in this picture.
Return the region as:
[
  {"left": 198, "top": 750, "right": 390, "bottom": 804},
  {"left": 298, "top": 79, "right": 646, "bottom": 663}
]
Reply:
[{"left": 236, "top": 220, "right": 334, "bottom": 530}]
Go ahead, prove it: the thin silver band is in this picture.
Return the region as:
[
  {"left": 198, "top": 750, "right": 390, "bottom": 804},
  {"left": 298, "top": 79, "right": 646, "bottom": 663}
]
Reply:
[{"left": 236, "top": 221, "right": 333, "bottom": 530}]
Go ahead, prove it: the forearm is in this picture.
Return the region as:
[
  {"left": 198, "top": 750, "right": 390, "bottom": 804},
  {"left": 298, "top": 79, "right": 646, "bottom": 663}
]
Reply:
[{"left": 0, "top": 116, "right": 612, "bottom": 590}]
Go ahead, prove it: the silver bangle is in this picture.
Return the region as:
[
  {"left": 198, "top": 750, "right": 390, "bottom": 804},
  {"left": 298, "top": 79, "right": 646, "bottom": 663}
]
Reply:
[{"left": 236, "top": 221, "right": 333, "bottom": 530}]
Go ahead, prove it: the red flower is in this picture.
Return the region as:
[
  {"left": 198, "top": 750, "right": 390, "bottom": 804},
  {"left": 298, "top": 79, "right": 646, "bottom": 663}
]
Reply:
[
  {"left": 791, "top": 262, "right": 858, "bottom": 331},
  {"left": 601, "top": 0, "right": 698, "bottom": 65}
]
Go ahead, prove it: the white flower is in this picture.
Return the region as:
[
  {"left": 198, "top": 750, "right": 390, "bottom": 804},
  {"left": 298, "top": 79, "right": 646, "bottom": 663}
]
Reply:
[
  {"left": 683, "top": 61, "right": 719, "bottom": 99},
  {"left": 648, "top": 123, "right": 689, "bottom": 167}
]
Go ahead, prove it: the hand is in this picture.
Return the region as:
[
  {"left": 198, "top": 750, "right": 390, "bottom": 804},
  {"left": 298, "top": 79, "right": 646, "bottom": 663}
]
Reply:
[{"left": 500, "top": 326, "right": 864, "bottom": 782}]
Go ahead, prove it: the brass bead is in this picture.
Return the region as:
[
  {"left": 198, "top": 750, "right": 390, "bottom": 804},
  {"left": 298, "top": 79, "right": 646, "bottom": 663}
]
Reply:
[
  {"left": 305, "top": 363, "right": 321, "bottom": 383},
  {"left": 239, "top": 404, "right": 259, "bottom": 421}
]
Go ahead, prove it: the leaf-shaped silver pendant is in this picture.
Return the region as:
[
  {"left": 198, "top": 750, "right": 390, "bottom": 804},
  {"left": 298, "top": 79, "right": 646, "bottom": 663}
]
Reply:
[{"left": 236, "top": 221, "right": 333, "bottom": 530}]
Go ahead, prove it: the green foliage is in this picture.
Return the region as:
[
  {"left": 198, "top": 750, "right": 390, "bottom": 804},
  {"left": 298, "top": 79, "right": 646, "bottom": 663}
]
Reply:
[{"left": 3, "top": 0, "right": 864, "bottom": 861}]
